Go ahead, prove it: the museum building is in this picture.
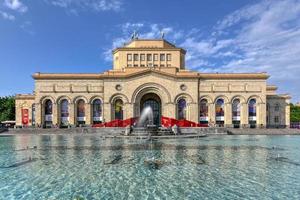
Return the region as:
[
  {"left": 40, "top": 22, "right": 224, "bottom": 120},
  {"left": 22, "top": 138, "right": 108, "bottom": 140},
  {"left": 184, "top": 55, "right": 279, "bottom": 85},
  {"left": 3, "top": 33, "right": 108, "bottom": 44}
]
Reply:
[{"left": 15, "top": 38, "right": 290, "bottom": 128}]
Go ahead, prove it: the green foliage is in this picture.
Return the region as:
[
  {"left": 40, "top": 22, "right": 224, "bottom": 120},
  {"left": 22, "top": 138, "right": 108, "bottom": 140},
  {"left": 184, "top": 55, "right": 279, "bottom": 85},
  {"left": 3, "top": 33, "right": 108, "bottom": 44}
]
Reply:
[
  {"left": 0, "top": 96, "right": 15, "bottom": 122},
  {"left": 290, "top": 103, "right": 300, "bottom": 122}
]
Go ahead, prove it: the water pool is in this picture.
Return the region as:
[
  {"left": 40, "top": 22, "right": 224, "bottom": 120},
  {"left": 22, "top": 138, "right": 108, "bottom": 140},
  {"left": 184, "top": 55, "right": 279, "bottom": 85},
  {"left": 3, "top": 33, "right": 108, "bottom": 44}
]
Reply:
[{"left": 0, "top": 134, "right": 299, "bottom": 199}]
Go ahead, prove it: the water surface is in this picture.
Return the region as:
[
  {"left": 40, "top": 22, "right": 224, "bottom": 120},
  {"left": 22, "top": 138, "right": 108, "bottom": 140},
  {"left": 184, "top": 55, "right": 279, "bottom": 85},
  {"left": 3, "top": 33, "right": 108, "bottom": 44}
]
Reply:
[{"left": 0, "top": 134, "right": 299, "bottom": 199}]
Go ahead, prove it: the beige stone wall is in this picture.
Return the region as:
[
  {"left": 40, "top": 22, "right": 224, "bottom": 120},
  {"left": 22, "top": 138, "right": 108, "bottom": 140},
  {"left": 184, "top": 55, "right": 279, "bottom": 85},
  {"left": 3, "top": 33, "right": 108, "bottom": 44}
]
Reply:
[
  {"left": 15, "top": 95, "right": 35, "bottom": 126},
  {"left": 266, "top": 95, "right": 290, "bottom": 128},
  {"left": 199, "top": 79, "right": 267, "bottom": 127}
]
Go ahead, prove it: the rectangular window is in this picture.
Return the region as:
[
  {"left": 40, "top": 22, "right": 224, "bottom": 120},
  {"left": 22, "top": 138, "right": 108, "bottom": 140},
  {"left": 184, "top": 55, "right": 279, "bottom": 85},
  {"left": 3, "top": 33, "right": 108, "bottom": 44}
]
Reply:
[
  {"left": 147, "top": 54, "right": 152, "bottom": 61},
  {"left": 160, "top": 54, "right": 165, "bottom": 61},
  {"left": 140, "top": 54, "right": 145, "bottom": 61},
  {"left": 154, "top": 54, "right": 158, "bottom": 61},
  {"left": 127, "top": 64, "right": 132, "bottom": 67},
  {"left": 167, "top": 54, "right": 171, "bottom": 61},
  {"left": 134, "top": 54, "right": 139, "bottom": 61},
  {"left": 160, "top": 64, "right": 165, "bottom": 67},
  {"left": 127, "top": 54, "right": 132, "bottom": 61},
  {"left": 274, "top": 116, "right": 279, "bottom": 123},
  {"left": 134, "top": 64, "right": 138, "bottom": 67},
  {"left": 141, "top": 64, "right": 145, "bottom": 67}
]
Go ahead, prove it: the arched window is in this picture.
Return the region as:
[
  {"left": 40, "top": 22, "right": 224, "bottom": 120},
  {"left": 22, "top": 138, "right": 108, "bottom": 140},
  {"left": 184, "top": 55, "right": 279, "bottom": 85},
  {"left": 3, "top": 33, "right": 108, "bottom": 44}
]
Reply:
[
  {"left": 77, "top": 99, "right": 85, "bottom": 124},
  {"left": 232, "top": 99, "right": 241, "bottom": 121},
  {"left": 248, "top": 99, "right": 256, "bottom": 128},
  {"left": 199, "top": 99, "right": 209, "bottom": 123},
  {"left": 44, "top": 99, "right": 53, "bottom": 124},
  {"left": 177, "top": 98, "right": 187, "bottom": 120},
  {"left": 232, "top": 99, "right": 241, "bottom": 128},
  {"left": 114, "top": 99, "right": 123, "bottom": 120},
  {"left": 32, "top": 104, "right": 36, "bottom": 126},
  {"left": 60, "top": 99, "right": 69, "bottom": 126},
  {"left": 93, "top": 99, "right": 102, "bottom": 123},
  {"left": 215, "top": 99, "right": 225, "bottom": 125},
  {"left": 275, "top": 103, "right": 280, "bottom": 112}
]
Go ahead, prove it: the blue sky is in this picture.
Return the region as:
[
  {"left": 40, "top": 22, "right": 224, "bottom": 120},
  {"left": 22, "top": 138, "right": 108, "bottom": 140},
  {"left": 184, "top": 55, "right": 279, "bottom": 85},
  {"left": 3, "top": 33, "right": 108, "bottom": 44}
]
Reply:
[{"left": 1, "top": 0, "right": 300, "bottom": 102}]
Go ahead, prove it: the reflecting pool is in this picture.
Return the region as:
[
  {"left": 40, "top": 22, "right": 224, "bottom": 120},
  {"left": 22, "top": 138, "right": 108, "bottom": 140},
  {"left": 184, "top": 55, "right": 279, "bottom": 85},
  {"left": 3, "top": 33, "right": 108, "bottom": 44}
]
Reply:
[{"left": 0, "top": 134, "right": 299, "bottom": 199}]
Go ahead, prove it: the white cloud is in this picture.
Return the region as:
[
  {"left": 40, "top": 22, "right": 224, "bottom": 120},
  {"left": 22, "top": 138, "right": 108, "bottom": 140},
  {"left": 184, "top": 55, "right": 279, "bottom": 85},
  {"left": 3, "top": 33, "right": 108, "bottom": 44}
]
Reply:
[
  {"left": 46, "top": 0, "right": 122, "bottom": 13},
  {"left": 0, "top": 10, "right": 15, "bottom": 20},
  {"left": 4, "top": 0, "right": 28, "bottom": 13}
]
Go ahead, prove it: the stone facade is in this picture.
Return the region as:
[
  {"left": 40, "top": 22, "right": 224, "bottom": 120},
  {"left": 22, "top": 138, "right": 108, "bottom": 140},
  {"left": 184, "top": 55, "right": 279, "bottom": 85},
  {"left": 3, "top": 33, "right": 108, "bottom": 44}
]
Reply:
[{"left": 15, "top": 39, "right": 291, "bottom": 128}]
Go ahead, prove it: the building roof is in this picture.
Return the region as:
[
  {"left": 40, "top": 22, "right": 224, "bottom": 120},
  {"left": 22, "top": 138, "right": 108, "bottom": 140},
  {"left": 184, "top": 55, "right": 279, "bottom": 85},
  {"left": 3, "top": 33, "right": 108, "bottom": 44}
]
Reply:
[{"left": 32, "top": 68, "right": 269, "bottom": 80}]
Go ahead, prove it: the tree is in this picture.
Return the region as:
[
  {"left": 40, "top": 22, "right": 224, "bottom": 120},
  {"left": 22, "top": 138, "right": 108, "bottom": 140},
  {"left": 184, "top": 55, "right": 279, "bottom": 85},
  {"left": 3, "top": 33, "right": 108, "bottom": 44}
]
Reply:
[
  {"left": 290, "top": 103, "right": 300, "bottom": 123},
  {"left": 0, "top": 96, "right": 15, "bottom": 122}
]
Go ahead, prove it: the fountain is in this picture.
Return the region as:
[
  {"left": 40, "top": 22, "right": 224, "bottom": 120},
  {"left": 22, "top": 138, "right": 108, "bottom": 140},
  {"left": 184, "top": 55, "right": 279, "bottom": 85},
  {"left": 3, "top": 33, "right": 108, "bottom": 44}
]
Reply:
[{"left": 131, "top": 106, "right": 158, "bottom": 136}]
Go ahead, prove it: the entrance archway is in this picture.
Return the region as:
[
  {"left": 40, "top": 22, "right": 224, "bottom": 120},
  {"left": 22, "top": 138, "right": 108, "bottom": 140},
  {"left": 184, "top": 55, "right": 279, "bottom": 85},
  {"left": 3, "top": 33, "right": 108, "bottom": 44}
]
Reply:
[{"left": 140, "top": 93, "right": 161, "bottom": 126}]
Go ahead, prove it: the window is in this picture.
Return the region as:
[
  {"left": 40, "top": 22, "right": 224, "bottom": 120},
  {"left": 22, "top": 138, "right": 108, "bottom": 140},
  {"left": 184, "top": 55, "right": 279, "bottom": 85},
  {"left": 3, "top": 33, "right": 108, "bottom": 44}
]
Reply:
[
  {"left": 140, "top": 54, "right": 145, "bottom": 61},
  {"left": 232, "top": 99, "right": 241, "bottom": 121},
  {"left": 141, "top": 64, "right": 145, "bottom": 67},
  {"left": 92, "top": 99, "right": 102, "bottom": 123},
  {"left": 60, "top": 99, "right": 69, "bottom": 125},
  {"left": 44, "top": 99, "right": 53, "bottom": 122},
  {"left": 127, "top": 64, "right": 132, "bottom": 67},
  {"left": 134, "top": 64, "right": 138, "bottom": 67},
  {"left": 154, "top": 54, "right": 158, "bottom": 61},
  {"left": 160, "top": 54, "right": 165, "bottom": 61},
  {"left": 274, "top": 116, "right": 279, "bottom": 123},
  {"left": 275, "top": 104, "right": 280, "bottom": 112},
  {"left": 77, "top": 99, "right": 85, "bottom": 123},
  {"left": 215, "top": 99, "right": 225, "bottom": 121},
  {"left": 114, "top": 99, "right": 123, "bottom": 120},
  {"left": 133, "top": 54, "right": 139, "bottom": 61},
  {"left": 177, "top": 98, "right": 187, "bottom": 120},
  {"left": 160, "top": 64, "right": 165, "bottom": 67},
  {"left": 147, "top": 54, "right": 152, "bottom": 61},
  {"left": 167, "top": 54, "right": 171, "bottom": 61},
  {"left": 147, "top": 63, "right": 153, "bottom": 67},
  {"left": 127, "top": 54, "right": 132, "bottom": 61},
  {"left": 154, "top": 64, "right": 158, "bottom": 67},
  {"left": 199, "top": 99, "right": 208, "bottom": 122}
]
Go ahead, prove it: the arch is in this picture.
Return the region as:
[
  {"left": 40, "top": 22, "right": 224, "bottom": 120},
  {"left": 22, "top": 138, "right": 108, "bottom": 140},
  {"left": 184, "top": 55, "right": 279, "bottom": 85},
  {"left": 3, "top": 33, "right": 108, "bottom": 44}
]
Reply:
[
  {"left": 247, "top": 95, "right": 263, "bottom": 104},
  {"left": 131, "top": 82, "right": 171, "bottom": 104},
  {"left": 214, "top": 95, "right": 230, "bottom": 104},
  {"left": 231, "top": 95, "right": 246, "bottom": 104},
  {"left": 199, "top": 95, "right": 213, "bottom": 104},
  {"left": 89, "top": 95, "right": 104, "bottom": 104},
  {"left": 56, "top": 96, "right": 72, "bottom": 104},
  {"left": 73, "top": 96, "right": 88, "bottom": 104},
  {"left": 40, "top": 96, "right": 55, "bottom": 105},
  {"left": 110, "top": 93, "right": 129, "bottom": 104},
  {"left": 199, "top": 99, "right": 209, "bottom": 123},
  {"left": 174, "top": 93, "right": 194, "bottom": 104}
]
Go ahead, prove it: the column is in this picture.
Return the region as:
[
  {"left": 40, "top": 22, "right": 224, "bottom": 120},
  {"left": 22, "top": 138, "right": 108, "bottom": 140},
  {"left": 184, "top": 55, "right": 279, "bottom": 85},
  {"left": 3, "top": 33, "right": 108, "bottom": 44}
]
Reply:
[
  {"left": 209, "top": 103, "right": 215, "bottom": 124},
  {"left": 69, "top": 103, "right": 75, "bottom": 126},
  {"left": 85, "top": 103, "right": 91, "bottom": 125},
  {"left": 259, "top": 103, "right": 266, "bottom": 128},
  {"left": 103, "top": 102, "right": 111, "bottom": 122},
  {"left": 189, "top": 103, "right": 198, "bottom": 122},
  {"left": 225, "top": 102, "right": 232, "bottom": 127},
  {"left": 35, "top": 103, "right": 42, "bottom": 127},
  {"left": 52, "top": 103, "right": 58, "bottom": 126},
  {"left": 241, "top": 103, "right": 248, "bottom": 128}
]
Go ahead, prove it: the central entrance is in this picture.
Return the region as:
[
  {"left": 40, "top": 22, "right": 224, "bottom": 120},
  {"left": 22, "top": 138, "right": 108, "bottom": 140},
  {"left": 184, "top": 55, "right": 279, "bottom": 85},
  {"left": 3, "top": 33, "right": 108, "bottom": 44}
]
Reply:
[{"left": 140, "top": 93, "right": 161, "bottom": 126}]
